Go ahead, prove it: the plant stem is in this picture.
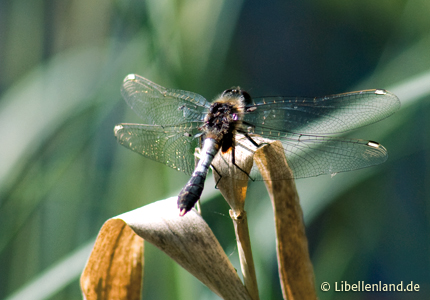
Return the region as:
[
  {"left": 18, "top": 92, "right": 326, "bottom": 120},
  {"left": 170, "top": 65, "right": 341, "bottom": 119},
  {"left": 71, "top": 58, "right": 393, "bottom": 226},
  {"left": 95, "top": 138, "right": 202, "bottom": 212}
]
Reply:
[
  {"left": 230, "top": 210, "right": 259, "bottom": 300},
  {"left": 254, "top": 141, "right": 317, "bottom": 300},
  {"left": 212, "top": 142, "right": 259, "bottom": 300}
]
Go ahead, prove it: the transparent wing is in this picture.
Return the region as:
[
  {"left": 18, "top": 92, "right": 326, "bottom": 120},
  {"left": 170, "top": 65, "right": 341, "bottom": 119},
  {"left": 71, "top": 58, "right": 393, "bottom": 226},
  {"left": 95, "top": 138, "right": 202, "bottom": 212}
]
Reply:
[
  {"left": 114, "top": 123, "right": 201, "bottom": 176},
  {"left": 121, "top": 74, "right": 211, "bottom": 126},
  {"left": 231, "top": 133, "right": 388, "bottom": 180},
  {"left": 243, "top": 89, "right": 400, "bottom": 134}
]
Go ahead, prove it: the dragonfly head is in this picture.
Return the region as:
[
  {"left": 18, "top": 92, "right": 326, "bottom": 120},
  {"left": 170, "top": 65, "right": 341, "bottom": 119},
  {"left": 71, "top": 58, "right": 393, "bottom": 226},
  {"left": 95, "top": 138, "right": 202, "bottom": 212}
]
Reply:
[{"left": 221, "top": 87, "right": 252, "bottom": 104}]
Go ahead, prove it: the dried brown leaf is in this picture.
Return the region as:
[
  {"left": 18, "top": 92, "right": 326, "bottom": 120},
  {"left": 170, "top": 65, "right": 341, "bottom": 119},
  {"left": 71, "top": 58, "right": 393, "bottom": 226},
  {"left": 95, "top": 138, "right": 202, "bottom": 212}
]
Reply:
[
  {"left": 117, "top": 197, "right": 251, "bottom": 300},
  {"left": 80, "top": 219, "right": 144, "bottom": 300},
  {"left": 254, "top": 141, "right": 317, "bottom": 300}
]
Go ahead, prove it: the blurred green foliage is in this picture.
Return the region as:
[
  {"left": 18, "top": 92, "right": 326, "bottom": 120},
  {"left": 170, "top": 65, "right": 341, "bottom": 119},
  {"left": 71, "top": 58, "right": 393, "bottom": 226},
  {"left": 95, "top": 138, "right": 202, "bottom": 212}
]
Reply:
[{"left": 1, "top": 0, "right": 429, "bottom": 299}]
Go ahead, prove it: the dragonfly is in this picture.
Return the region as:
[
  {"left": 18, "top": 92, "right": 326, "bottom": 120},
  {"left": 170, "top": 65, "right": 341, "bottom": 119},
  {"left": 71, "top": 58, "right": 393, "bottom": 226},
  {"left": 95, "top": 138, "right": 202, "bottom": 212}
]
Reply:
[{"left": 114, "top": 74, "right": 400, "bottom": 215}]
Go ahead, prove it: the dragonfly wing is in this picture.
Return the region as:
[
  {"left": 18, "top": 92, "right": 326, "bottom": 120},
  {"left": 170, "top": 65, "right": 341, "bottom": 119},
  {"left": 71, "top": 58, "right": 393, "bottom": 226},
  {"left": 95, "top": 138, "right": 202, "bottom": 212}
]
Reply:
[
  {"left": 234, "top": 133, "right": 388, "bottom": 180},
  {"left": 243, "top": 89, "right": 400, "bottom": 134},
  {"left": 114, "top": 123, "right": 201, "bottom": 176},
  {"left": 278, "top": 134, "right": 387, "bottom": 179},
  {"left": 121, "top": 74, "right": 211, "bottom": 125}
]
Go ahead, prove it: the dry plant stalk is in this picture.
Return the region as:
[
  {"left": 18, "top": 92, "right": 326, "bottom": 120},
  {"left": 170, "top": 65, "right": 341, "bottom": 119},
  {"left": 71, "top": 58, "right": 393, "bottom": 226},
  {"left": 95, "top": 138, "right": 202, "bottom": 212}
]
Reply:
[
  {"left": 254, "top": 141, "right": 317, "bottom": 300},
  {"left": 213, "top": 141, "right": 259, "bottom": 300},
  {"left": 214, "top": 138, "right": 316, "bottom": 299},
  {"left": 230, "top": 210, "right": 259, "bottom": 300},
  {"left": 81, "top": 139, "right": 316, "bottom": 300}
]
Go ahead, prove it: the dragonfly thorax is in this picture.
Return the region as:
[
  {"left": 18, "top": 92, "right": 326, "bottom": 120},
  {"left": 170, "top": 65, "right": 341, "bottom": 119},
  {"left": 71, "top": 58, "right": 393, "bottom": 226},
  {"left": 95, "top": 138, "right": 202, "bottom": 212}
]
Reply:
[{"left": 202, "top": 92, "right": 247, "bottom": 152}]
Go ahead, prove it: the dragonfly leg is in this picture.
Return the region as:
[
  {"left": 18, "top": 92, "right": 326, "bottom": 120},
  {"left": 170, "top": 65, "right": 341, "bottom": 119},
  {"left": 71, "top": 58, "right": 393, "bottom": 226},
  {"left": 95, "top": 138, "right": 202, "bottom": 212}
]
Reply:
[
  {"left": 238, "top": 127, "right": 269, "bottom": 148},
  {"left": 211, "top": 165, "right": 222, "bottom": 189},
  {"left": 231, "top": 145, "right": 255, "bottom": 181},
  {"left": 244, "top": 132, "right": 270, "bottom": 148},
  {"left": 211, "top": 146, "right": 254, "bottom": 187}
]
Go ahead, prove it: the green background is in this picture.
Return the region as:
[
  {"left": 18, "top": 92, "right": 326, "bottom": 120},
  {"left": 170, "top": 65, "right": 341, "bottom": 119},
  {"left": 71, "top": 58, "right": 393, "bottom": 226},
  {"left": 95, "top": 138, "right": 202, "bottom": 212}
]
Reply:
[{"left": 1, "top": 0, "right": 429, "bottom": 299}]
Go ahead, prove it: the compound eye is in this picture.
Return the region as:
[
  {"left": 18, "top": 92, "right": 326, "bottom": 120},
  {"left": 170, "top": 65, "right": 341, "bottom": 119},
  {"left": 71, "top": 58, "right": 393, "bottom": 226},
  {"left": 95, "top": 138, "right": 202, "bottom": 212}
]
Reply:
[
  {"left": 241, "top": 90, "right": 252, "bottom": 103},
  {"left": 221, "top": 89, "right": 234, "bottom": 97}
]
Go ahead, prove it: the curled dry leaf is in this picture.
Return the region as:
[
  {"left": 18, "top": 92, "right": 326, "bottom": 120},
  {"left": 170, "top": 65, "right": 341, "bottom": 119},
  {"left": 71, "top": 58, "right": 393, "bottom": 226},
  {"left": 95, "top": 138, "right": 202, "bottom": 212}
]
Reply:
[
  {"left": 80, "top": 218, "right": 144, "bottom": 300},
  {"left": 81, "top": 198, "right": 250, "bottom": 299},
  {"left": 254, "top": 141, "right": 317, "bottom": 300},
  {"left": 116, "top": 197, "right": 251, "bottom": 300}
]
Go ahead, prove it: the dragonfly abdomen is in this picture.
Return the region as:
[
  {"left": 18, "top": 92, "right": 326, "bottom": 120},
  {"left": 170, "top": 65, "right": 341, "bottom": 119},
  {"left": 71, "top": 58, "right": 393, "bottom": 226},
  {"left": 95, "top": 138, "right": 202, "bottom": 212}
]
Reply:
[{"left": 178, "top": 138, "right": 220, "bottom": 215}]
